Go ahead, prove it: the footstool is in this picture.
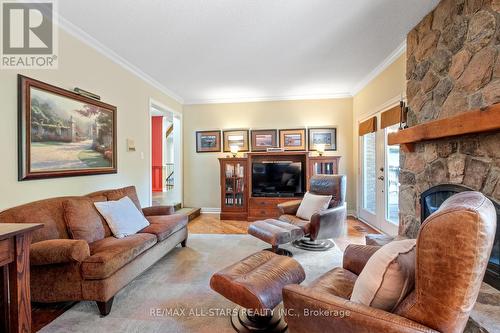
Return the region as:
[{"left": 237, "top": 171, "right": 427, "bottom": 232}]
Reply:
[
  {"left": 248, "top": 219, "right": 304, "bottom": 257},
  {"left": 210, "top": 251, "right": 305, "bottom": 333}
]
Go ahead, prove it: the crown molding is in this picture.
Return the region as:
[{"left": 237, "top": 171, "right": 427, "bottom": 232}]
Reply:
[
  {"left": 184, "top": 92, "right": 353, "bottom": 105},
  {"left": 55, "top": 15, "right": 185, "bottom": 104},
  {"left": 351, "top": 40, "right": 407, "bottom": 96},
  {"left": 185, "top": 41, "right": 407, "bottom": 105},
  {"left": 55, "top": 11, "right": 406, "bottom": 106}
]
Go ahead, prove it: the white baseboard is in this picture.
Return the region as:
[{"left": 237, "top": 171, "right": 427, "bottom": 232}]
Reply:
[
  {"left": 201, "top": 208, "right": 356, "bottom": 217},
  {"left": 200, "top": 207, "right": 221, "bottom": 214}
]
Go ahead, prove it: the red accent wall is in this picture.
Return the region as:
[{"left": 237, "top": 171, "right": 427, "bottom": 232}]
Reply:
[{"left": 151, "top": 116, "right": 163, "bottom": 192}]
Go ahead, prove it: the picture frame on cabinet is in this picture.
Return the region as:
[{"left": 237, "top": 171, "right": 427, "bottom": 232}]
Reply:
[
  {"left": 223, "top": 129, "right": 249, "bottom": 152},
  {"left": 308, "top": 127, "right": 337, "bottom": 151},
  {"left": 250, "top": 129, "right": 278, "bottom": 151},
  {"left": 279, "top": 128, "right": 306, "bottom": 151}
]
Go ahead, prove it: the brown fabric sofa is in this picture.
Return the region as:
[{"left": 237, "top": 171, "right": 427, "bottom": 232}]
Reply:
[{"left": 0, "top": 186, "right": 188, "bottom": 315}]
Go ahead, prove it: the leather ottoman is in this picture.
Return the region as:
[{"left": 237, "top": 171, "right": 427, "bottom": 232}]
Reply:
[
  {"left": 248, "top": 219, "right": 304, "bottom": 257},
  {"left": 210, "top": 251, "right": 305, "bottom": 333}
]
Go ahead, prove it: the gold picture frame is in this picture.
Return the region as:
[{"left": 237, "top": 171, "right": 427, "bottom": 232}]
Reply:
[
  {"left": 223, "top": 129, "right": 249, "bottom": 152},
  {"left": 279, "top": 129, "right": 306, "bottom": 151}
]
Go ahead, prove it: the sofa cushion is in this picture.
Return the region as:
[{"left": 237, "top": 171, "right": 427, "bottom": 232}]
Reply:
[
  {"left": 140, "top": 214, "right": 188, "bottom": 241},
  {"left": 0, "top": 197, "right": 74, "bottom": 243},
  {"left": 63, "top": 196, "right": 109, "bottom": 243},
  {"left": 103, "top": 186, "right": 143, "bottom": 212},
  {"left": 350, "top": 239, "right": 416, "bottom": 312},
  {"left": 94, "top": 197, "right": 150, "bottom": 239},
  {"left": 296, "top": 191, "right": 332, "bottom": 220},
  {"left": 82, "top": 233, "right": 157, "bottom": 279}
]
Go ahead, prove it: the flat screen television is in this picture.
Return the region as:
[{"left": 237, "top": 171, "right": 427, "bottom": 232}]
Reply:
[{"left": 252, "top": 161, "right": 304, "bottom": 197}]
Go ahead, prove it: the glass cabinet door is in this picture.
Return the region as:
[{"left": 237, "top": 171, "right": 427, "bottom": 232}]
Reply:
[
  {"left": 224, "top": 162, "right": 245, "bottom": 208},
  {"left": 312, "top": 161, "right": 335, "bottom": 175}
]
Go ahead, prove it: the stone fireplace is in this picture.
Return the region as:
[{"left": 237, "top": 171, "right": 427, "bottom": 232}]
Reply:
[{"left": 401, "top": 0, "right": 500, "bottom": 288}]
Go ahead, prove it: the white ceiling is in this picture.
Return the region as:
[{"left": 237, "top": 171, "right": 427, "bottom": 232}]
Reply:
[{"left": 58, "top": 0, "right": 439, "bottom": 104}]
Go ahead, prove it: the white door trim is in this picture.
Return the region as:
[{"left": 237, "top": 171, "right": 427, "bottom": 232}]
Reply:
[
  {"left": 148, "top": 98, "right": 183, "bottom": 207},
  {"left": 357, "top": 100, "right": 401, "bottom": 236}
]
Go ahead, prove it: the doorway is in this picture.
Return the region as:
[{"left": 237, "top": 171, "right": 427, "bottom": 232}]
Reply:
[
  {"left": 149, "top": 99, "right": 182, "bottom": 207},
  {"left": 358, "top": 108, "right": 400, "bottom": 236}
]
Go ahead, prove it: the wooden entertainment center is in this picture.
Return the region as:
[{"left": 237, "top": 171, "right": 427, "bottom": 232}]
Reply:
[{"left": 219, "top": 152, "right": 340, "bottom": 221}]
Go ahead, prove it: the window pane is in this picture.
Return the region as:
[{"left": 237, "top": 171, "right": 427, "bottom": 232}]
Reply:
[
  {"left": 386, "top": 125, "right": 400, "bottom": 224},
  {"left": 363, "top": 132, "right": 376, "bottom": 213}
]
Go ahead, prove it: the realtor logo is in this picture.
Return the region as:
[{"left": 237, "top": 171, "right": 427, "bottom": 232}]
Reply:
[{"left": 1, "top": 0, "right": 58, "bottom": 69}]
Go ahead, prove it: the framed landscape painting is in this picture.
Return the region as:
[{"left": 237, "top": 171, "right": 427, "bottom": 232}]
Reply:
[
  {"left": 196, "top": 130, "right": 221, "bottom": 152},
  {"left": 18, "top": 75, "right": 117, "bottom": 180},
  {"left": 250, "top": 129, "right": 278, "bottom": 151},
  {"left": 308, "top": 128, "right": 337, "bottom": 151},
  {"left": 279, "top": 128, "right": 306, "bottom": 151},
  {"left": 223, "top": 129, "right": 249, "bottom": 152}
]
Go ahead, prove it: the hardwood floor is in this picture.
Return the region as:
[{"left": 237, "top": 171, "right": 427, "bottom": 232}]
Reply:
[
  {"left": 188, "top": 214, "right": 380, "bottom": 251},
  {"left": 188, "top": 214, "right": 252, "bottom": 234}
]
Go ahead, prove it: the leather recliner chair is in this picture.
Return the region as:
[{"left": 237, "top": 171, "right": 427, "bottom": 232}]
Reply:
[
  {"left": 277, "top": 174, "right": 347, "bottom": 251},
  {"left": 282, "top": 191, "right": 497, "bottom": 333}
]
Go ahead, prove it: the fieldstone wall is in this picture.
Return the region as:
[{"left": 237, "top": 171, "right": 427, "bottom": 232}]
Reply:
[{"left": 401, "top": 0, "right": 500, "bottom": 237}]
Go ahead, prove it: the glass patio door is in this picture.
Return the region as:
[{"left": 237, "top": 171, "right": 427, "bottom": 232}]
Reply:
[{"left": 359, "top": 112, "right": 400, "bottom": 236}]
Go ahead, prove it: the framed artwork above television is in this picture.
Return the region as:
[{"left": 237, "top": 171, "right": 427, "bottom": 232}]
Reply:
[
  {"left": 250, "top": 129, "right": 278, "bottom": 151},
  {"left": 196, "top": 130, "right": 221, "bottom": 152},
  {"left": 223, "top": 129, "right": 249, "bottom": 152},
  {"left": 18, "top": 75, "right": 117, "bottom": 180},
  {"left": 279, "top": 128, "right": 306, "bottom": 151},
  {"left": 308, "top": 128, "right": 337, "bottom": 151}
]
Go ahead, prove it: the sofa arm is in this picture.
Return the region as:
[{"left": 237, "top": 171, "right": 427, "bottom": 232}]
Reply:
[
  {"left": 283, "top": 284, "right": 437, "bottom": 333},
  {"left": 30, "top": 239, "right": 90, "bottom": 266},
  {"left": 309, "top": 204, "right": 346, "bottom": 240},
  {"left": 142, "top": 205, "right": 175, "bottom": 216},
  {"left": 343, "top": 244, "right": 380, "bottom": 275},
  {"left": 277, "top": 200, "right": 302, "bottom": 215}
]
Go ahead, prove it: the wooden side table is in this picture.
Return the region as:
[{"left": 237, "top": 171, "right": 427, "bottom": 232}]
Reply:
[{"left": 0, "top": 223, "right": 43, "bottom": 333}]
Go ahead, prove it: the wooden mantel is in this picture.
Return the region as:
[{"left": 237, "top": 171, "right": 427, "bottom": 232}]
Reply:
[{"left": 388, "top": 103, "right": 500, "bottom": 152}]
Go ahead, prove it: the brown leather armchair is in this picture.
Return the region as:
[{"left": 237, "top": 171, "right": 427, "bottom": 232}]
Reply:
[
  {"left": 277, "top": 174, "right": 347, "bottom": 251},
  {"left": 283, "top": 191, "right": 497, "bottom": 333}
]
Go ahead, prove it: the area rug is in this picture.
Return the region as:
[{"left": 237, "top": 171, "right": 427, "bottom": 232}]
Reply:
[{"left": 39, "top": 234, "right": 343, "bottom": 333}]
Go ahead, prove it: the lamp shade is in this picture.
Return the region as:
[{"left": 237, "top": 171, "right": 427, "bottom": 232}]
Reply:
[
  {"left": 230, "top": 145, "right": 240, "bottom": 157},
  {"left": 315, "top": 143, "right": 326, "bottom": 155}
]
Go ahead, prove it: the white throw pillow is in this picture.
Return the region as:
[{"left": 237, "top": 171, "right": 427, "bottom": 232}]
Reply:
[
  {"left": 350, "top": 239, "right": 416, "bottom": 312},
  {"left": 296, "top": 192, "right": 332, "bottom": 220},
  {"left": 94, "top": 196, "right": 150, "bottom": 239}
]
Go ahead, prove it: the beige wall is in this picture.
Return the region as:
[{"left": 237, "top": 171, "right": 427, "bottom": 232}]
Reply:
[
  {"left": 352, "top": 52, "right": 406, "bottom": 212},
  {"left": 183, "top": 99, "right": 355, "bottom": 211},
  {"left": 0, "top": 28, "right": 182, "bottom": 211}
]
